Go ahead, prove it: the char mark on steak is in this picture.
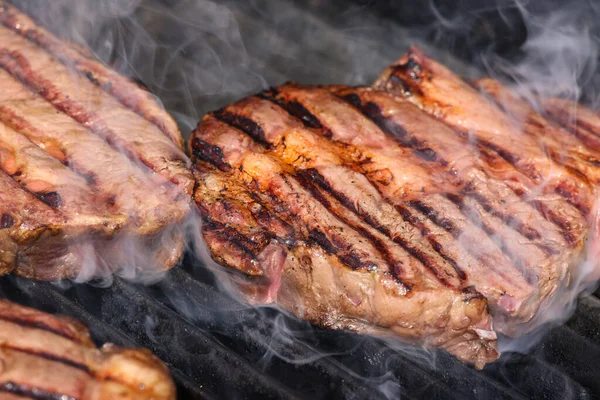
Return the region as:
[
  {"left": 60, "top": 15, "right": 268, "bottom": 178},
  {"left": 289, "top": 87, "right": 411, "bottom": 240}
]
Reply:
[{"left": 0, "top": 299, "right": 176, "bottom": 400}]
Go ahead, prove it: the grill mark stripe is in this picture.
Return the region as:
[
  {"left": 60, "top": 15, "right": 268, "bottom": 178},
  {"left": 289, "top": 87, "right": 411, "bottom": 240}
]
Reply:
[
  {"left": 277, "top": 173, "right": 379, "bottom": 272},
  {"left": 202, "top": 220, "right": 264, "bottom": 258},
  {"left": 0, "top": 316, "right": 81, "bottom": 343},
  {"left": 190, "top": 137, "right": 232, "bottom": 172},
  {"left": 396, "top": 204, "right": 467, "bottom": 282},
  {"left": 213, "top": 110, "right": 272, "bottom": 149},
  {"left": 407, "top": 200, "right": 460, "bottom": 238},
  {"left": 302, "top": 168, "right": 455, "bottom": 286},
  {"left": 0, "top": 170, "right": 57, "bottom": 215},
  {"left": 1, "top": 169, "right": 63, "bottom": 209},
  {"left": 0, "top": 345, "right": 90, "bottom": 374},
  {"left": 259, "top": 90, "right": 325, "bottom": 130},
  {"left": 466, "top": 191, "right": 557, "bottom": 256},
  {"left": 339, "top": 93, "right": 449, "bottom": 166},
  {"left": 0, "top": 108, "right": 98, "bottom": 186},
  {"left": 0, "top": 49, "right": 176, "bottom": 185},
  {"left": 479, "top": 87, "right": 600, "bottom": 176},
  {"left": 0, "top": 382, "right": 75, "bottom": 400},
  {"left": 296, "top": 171, "right": 409, "bottom": 287},
  {"left": 0, "top": 4, "right": 176, "bottom": 146},
  {"left": 544, "top": 112, "right": 600, "bottom": 152},
  {"left": 445, "top": 194, "right": 538, "bottom": 284},
  {"left": 386, "top": 64, "right": 589, "bottom": 212}
]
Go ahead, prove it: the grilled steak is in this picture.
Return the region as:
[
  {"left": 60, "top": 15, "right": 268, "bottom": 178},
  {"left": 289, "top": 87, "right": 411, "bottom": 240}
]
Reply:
[
  {"left": 0, "top": 299, "right": 176, "bottom": 399},
  {"left": 0, "top": 2, "right": 193, "bottom": 279},
  {"left": 190, "top": 46, "right": 600, "bottom": 367}
]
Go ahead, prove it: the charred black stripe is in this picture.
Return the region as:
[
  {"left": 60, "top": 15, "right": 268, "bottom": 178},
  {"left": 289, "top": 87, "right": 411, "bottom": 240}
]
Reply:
[
  {"left": 400, "top": 205, "right": 467, "bottom": 281},
  {"left": 258, "top": 90, "right": 324, "bottom": 129},
  {"left": 0, "top": 315, "right": 80, "bottom": 343},
  {"left": 36, "top": 191, "right": 62, "bottom": 208},
  {"left": 0, "top": 382, "right": 75, "bottom": 400},
  {"left": 213, "top": 110, "right": 272, "bottom": 149},
  {"left": 530, "top": 200, "right": 577, "bottom": 246},
  {"left": 3, "top": 345, "right": 90, "bottom": 373},
  {"left": 554, "top": 183, "right": 590, "bottom": 215},
  {"left": 466, "top": 191, "right": 540, "bottom": 241},
  {"left": 296, "top": 175, "right": 377, "bottom": 272},
  {"left": 297, "top": 171, "right": 408, "bottom": 285},
  {"left": 203, "top": 220, "right": 265, "bottom": 258},
  {"left": 338, "top": 93, "right": 449, "bottom": 166},
  {"left": 191, "top": 137, "right": 232, "bottom": 172},
  {"left": 302, "top": 167, "right": 455, "bottom": 286},
  {"left": 466, "top": 192, "right": 557, "bottom": 257},
  {"left": 546, "top": 114, "right": 600, "bottom": 155},
  {"left": 408, "top": 200, "right": 460, "bottom": 238},
  {"left": 395, "top": 205, "right": 460, "bottom": 285},
  {"left": 449, "top": 195, "right": 538, "bottom": 284},
  {"left": 2, "top": 169, "right": 62, "bottom": 210}
]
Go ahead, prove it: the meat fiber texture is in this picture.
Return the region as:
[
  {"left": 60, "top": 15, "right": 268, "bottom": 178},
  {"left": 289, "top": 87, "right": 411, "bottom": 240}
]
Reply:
[
  {"left": 0, "top": 299, "right": 176, "bottom": 399},
  {"left": 0, "top": 2, "right": 193, "bottom": 280},
  {"left": 190, "top": 47, "right": 600, "bottom": 368}
]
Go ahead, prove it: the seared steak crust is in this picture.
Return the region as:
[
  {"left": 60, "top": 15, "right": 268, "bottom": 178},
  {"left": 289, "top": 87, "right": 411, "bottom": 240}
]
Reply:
[
  {"left": 0, "top": 2, "right": 193, "bottom": 279},
  {"left": 191, "top": 48, "right": 600, "bottom": 367},
  {"left": 0, "top": 299, "right": 176, "bottom": 400}
]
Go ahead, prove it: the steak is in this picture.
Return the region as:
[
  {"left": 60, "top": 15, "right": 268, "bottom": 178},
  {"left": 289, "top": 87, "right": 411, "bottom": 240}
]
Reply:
[
  {"left": 0, "top": 299, "right": 176, "bottom": 399},
  {"left": 190, "top": 47, "right": 600, "bottom": 368},
  {"left": 0, "top": 2, "right": 193, "bottom": 279}
]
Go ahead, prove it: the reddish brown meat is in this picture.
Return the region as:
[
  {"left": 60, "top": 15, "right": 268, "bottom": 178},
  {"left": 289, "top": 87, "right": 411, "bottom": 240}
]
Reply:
[
  {"left": 0, "top": 299, "right": 176, "bottom": 400},
  {"left": 0, "top": 2, "right": 193, "bottom": 279}
]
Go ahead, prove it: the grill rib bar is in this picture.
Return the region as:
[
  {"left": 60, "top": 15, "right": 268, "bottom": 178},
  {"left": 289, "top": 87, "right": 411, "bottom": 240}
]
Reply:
[{"left": 0, "top": 0, "right": 183, "bottom": 148}]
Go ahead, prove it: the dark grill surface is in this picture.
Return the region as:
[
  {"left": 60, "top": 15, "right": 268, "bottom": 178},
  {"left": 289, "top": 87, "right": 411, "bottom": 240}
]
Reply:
[
  {"left": 4, "top": 0, "right": 600, "bottom": 399},
  {"left": 1, "top": 259, "right": 600, "bottom": 399}
]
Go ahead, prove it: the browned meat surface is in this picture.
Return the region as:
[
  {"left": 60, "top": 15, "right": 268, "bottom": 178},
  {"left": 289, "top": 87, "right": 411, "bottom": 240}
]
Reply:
[
  {"left": 190, "top": 47, "right": 600, "bottom": 367},
  {"left": 0, "top": 2, "right": 193, "bottom": 279},
  {"left": 0, "top": 299, "right": 176, "bottom": 399}
]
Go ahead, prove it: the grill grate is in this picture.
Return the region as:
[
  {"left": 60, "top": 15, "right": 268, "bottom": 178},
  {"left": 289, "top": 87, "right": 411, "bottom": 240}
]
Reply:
[{"left": 1, "top": 259, "right": 599, "bottom": 399}]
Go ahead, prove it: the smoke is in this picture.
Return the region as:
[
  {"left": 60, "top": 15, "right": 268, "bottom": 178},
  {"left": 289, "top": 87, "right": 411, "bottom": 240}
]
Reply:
[{"left": 5, "top": 0, "right": 600, "bottom": 398}]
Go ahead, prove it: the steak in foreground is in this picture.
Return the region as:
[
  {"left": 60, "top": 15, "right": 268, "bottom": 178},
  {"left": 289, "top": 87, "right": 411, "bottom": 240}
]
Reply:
[
  {"left": 0, "top": 2, "right": 193, "bottom": 279},
  {"left": 190, "top": 47, "right": 600, "bottom": 368},
  {"left": 0, "top": 299, "right": 176, "bottom": 399}
]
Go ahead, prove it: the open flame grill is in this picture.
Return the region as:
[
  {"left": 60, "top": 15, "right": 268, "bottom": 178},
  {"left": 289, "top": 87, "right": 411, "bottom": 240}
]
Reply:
[{"left": 3, "top": 0, "right": 600, "bottom": 398}]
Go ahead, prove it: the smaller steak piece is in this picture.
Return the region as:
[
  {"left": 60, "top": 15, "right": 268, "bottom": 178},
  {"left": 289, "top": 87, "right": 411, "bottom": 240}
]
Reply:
[{"left": 0, "top": 299, "right": 176, "bottom": 400}]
